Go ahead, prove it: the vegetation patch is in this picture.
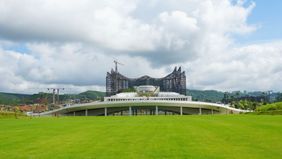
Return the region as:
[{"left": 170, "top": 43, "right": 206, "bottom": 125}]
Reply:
[
  {"left": 0, "top": 111, "right": 26, "bottom": 119},
  {"left": 253, "top": 102, "right": 282, "bottom": 115}
]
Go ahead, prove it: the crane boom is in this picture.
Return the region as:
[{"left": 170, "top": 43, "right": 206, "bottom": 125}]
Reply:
[{"left": 114, "top": 60, "right": 124, "bottom": 72}]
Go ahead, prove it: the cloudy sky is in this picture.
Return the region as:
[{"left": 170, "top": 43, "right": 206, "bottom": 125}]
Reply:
[{"left": 0, "top": 0, "right": 282, "bottom": 94}]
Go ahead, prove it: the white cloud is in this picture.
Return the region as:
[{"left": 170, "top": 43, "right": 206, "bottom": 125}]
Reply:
[
  {"left": 0, "top": 0, "right": 255, "bottom": 54},
  {"left": 0, "top": 42, "right": 168, "bottom": 93},
  {"left": 159, "top": 11, "right": 199, "bottom": 34},
  {"left": 188, "top": 41, "right": 282, "bottom": 91}
]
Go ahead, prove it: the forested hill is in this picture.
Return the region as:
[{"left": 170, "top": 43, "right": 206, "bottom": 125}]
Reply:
[
  {"left": 0, "top": 92, "right": 30, "bottom": 105},
  {"left": 187, "top": 90, "right": 225, "bottom": 103},
  {"left": 1, "top": 89, "right": 226, "bottom": 105},
  {"left": 0, "top": 91, "right": 105, "bottom": 105},
  {"left": 1, "top": 90, "right": 281, "bottom": 105}
]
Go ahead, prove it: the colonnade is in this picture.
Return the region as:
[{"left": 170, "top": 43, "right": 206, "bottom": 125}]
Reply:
[
  {"left": 105, "top": 97, "right": 191, "bottom": 102},
  {"left": 71, "top": 106, "right": 217, "bottom": 116}
]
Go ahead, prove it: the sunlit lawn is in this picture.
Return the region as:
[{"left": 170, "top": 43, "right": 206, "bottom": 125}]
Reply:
[{"left": 0, "top": 115, "right": 281, "bottom": 159}]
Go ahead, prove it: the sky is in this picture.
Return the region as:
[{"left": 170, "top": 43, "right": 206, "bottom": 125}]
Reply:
[{"left": 0, "top": 0, "right": 282, "bottom": 94}]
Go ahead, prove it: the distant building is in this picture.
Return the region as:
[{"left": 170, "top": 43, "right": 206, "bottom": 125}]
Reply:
[
  {"left": 106, "top": 66, "right": 186, "bottom": 96},
  {"left": 104, "top": 85, "right": 192, "bottom": 102},
  {"left": 33, "top": 67, "right": 249, "bottom": 116},
  {"left": 18, "top": 105, "right": 48, "bottom": 113},
  {"left": 36, "top": 84, "right": 248, "bottom": 116}
]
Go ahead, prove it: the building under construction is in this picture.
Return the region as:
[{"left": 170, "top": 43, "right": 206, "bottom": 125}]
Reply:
[{"left": 106, "top": 67, "right": 186, "bottom": 96}]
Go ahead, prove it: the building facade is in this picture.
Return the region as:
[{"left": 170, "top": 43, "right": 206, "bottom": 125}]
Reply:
[
  {"left": 104, "top": 85, "right": 192, "bottom": 102},
  {"left": 106, "top": 67, "right": 186, "bottom": 96}
]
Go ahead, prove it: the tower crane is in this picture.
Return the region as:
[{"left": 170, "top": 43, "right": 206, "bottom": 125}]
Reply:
[
  {"left": 47, "top": 88, "right": 64, "bottom": 105},
  {"left": 114, "top": 60, "right": 124, "bottom": 72}
]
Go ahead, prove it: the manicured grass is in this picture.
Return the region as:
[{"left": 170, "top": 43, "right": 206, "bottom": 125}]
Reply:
[{"left": 0, "top": 115, "right": 282, "bottom": 159}]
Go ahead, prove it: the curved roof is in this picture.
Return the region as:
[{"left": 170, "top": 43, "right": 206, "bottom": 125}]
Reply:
[
  {"left": 158, "top": 92, "right": 184, "bottom": 97},
  {"left": 36, "top": 100, "right": 249, "bottom": 116},
  {"left": 112, "top": 92, "right": 137, "bottom": 98},
  {"left": 108, "top": 66, "right": 185, "bottom": 80}
]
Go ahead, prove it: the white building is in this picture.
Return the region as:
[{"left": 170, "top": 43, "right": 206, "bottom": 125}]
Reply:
[
  {"left": 33, "top": 85, "right": 249, "bottom": 116},
  {"left": 104, "top": 85, "right": 192, "bottom": 102}
]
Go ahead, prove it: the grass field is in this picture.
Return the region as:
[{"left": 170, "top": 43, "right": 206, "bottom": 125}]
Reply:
[{"left": 0, "top": 115, "right": 282, "bottom": 159}]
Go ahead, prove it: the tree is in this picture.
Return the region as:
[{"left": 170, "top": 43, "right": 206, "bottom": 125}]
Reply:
[{"left": 14, "top": 106, "right": 19, "bottom": 119}]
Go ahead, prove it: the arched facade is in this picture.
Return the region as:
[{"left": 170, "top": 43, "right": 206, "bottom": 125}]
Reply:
[
  {"left": 106, "top": 67, "right": 186, "bottom": 96},
  {"left": 37, "top": 101, "right": 248, "bottom": 116}
]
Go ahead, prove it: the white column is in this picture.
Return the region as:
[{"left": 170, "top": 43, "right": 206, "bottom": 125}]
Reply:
[
  {"left": 211, "top": 109, "right": 214, "bottom": 115},
  {"left": 199, "top": 107, "right": 202, "bottom": 115},
  {"left": 155, "top": 106, "right": 158, "bottom": 115},
  {"left": 104, "top": 107, "right": 107, "bottom": 116},
  {"left": 129, "top": 106, "right": 132, "bottom": 116},
  {"left": 73, "top": 111, "right": 75, "bottom": 116},
  {"left": 180, "top": 106, "right": 183, "bottom": 115},
  {"left": 85, "top": 109, "right": 88, "bottom": 116}
]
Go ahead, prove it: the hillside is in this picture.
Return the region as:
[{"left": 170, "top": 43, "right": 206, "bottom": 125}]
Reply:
[
  {"left": 0, "top": 91, "right": 106, "bottom": 105},
  {"left": 1, "top": 89, "right": 224, "bottom": 105},
  {"left": 187, "top": 89, "right": 224, "bottom": 102},
  {"left": 78, "top": 90, "right": 105, "bottom": 99},
  {"left": 0, "top": 92, "right": 30, "bottom": 105},
  {"left": 0, "top": 89, "right": 280, "bottom": 105},
  {"left": 255, "top": 102, "right": 282, "bottom": 115}
]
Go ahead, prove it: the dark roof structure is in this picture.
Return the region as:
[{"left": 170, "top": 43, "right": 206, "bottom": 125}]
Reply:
[{"left": 106, "top": 67, "right": 186, "bottom": 96}]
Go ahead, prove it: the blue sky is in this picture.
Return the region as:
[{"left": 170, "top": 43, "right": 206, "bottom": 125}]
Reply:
[{"left": 237, "top": 0, "right": 282, "bottom": 44}]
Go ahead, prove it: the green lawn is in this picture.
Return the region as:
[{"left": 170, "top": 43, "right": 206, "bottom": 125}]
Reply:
[{"left": 0, "top": 115, "right": 281, "bottom": 159}]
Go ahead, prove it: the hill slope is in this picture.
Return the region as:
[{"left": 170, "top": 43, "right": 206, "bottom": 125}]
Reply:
[
  {"left": 255, "top": 102, "right": 282, "bottom": 115},
  {"left": 0, "top": 91, "right": 106, "bottom": 105},
  {"left": 0, "top": 92, "right": 30, "bottom": 105},
  {"left": 187, "top": 89, "right": 224, "bottom": 102},
  {"left": 78, "top": 90, "right": 105, "bottom": 99}
]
